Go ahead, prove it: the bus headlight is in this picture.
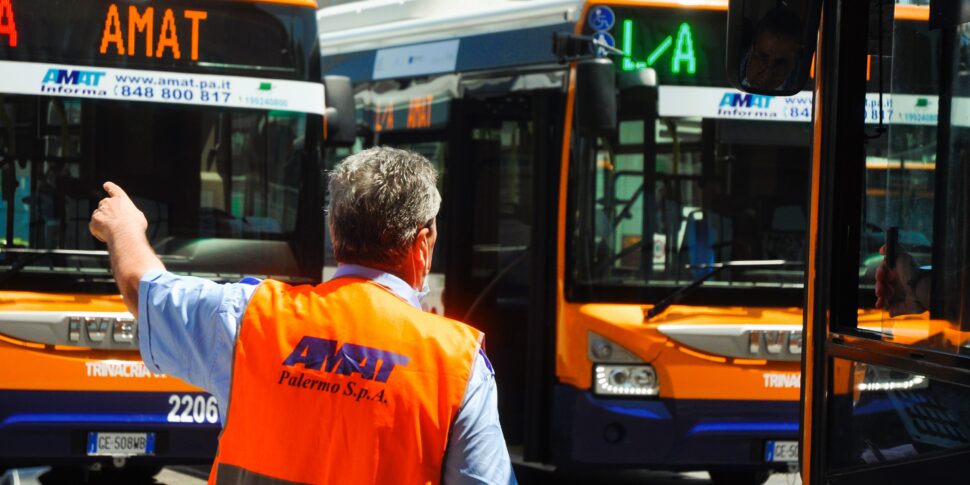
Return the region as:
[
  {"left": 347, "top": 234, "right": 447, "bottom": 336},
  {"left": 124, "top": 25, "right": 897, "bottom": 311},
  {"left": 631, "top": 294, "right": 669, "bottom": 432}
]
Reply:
[{"left": 594, "top": 365, "right": 659, "bottom": 396}]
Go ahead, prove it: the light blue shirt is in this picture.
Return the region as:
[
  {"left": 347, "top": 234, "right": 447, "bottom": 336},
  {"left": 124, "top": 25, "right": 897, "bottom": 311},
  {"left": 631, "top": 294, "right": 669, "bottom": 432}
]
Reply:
[{"left": 137, "top": 264, "right": 516, "bottom": 485}]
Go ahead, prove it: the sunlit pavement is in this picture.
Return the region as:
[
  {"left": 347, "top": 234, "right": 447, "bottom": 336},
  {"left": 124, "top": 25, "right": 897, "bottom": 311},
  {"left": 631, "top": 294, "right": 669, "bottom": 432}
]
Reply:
[
  {"left": 2, "top": 467, "right": 800, "bottom": 484},
  {"left": 0, "top": 467, "right": 207, "bottom": 485}
]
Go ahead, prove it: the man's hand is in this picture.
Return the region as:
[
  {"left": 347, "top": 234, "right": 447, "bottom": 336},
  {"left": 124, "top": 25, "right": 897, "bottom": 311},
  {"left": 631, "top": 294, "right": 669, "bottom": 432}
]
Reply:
[
  {"left": 875, "top": 245, "right": 922, "bottom": 317},
  {"left": 90, "top": 182, "right": 148, "bottom": 245}
]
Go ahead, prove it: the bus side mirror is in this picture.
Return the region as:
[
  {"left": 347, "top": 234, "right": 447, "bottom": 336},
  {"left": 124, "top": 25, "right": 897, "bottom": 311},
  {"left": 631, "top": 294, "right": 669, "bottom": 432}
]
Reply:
[
  {"left": 323, "top": 75, "right": 356, "bottom": 147},
  {"left": 574, "top": 57, "right": 616, "bottom": 137},
  {"left": 726, "top": 0, "right": 822, "bottom": 96}
]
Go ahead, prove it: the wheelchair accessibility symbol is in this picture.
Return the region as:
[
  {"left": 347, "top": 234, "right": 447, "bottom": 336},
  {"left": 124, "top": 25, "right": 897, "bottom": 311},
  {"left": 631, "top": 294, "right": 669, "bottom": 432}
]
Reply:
[{"left": 588, "top": 6, "right": 615, "bottom": 32}]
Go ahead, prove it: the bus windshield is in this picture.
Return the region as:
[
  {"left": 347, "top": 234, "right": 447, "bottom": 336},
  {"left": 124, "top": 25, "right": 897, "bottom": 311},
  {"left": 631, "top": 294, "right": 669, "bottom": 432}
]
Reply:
[
  {"left": 0, "top": 97, "right": 311, "bottom": 288},
  {"left": 568, "top": 5, "right": 811, "bottom": 305},
  {"left": 569, "top": 119, "right": 810, "bottom": 292}
]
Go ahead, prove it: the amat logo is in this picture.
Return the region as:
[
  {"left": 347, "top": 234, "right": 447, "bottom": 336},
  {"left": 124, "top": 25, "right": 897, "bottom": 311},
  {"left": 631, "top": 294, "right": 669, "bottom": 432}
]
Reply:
[
  {"left": 282, "top": 336, "right": 410, "bottom": 383},
  {"left": 42, "top": 68, "right": 106, "bottom": 87},
  {"left": 719, "top": 92, "right": 773, "bottom": 109}
]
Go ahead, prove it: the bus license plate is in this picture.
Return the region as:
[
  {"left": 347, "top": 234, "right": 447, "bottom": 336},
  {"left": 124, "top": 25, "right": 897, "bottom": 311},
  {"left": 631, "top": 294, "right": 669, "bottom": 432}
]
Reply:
[
  {"left": 765, "top": 440, "right": 799, "bottom": 462},
  {"left": 87, "top": 432, "right": 155, "bottom": 456}
]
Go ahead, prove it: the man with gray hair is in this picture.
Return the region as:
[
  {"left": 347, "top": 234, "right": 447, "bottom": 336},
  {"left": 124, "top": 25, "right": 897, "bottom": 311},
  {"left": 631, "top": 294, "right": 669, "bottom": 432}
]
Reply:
[{"left": 89, "top": 146, "right": 516, "bottom": 484}]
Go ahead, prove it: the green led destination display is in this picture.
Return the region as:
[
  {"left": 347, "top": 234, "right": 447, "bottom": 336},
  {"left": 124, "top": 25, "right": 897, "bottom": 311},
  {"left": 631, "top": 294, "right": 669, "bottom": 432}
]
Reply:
[
  {"left": 586, "top": 6, "right": 728, "bottom": 86},
  {"left": 622, "top": 20, "right": 696, "bottom": 74}
]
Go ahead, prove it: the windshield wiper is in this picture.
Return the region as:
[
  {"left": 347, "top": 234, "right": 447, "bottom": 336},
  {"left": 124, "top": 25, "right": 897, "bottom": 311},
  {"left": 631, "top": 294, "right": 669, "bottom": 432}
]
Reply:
[{"left": 645, "top": 260, "right": 801, "bottom": 320}]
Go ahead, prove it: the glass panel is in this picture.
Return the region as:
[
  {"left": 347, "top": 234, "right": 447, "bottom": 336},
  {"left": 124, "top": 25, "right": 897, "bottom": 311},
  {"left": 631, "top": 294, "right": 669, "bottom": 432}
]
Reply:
[
  {"left": 619, "top": 120, "right": 645, "bottom": 145},
  {"left": 856, "top": 2, "right": 970, "bottom": 356},
  {"left": 826, "top": 358, "right": 970, "bottom": 469},
  {"left": 570, "top": 115, "right": 811, "bottom": 302},
  {"left": 0, "top": 95, "right": 311, "bottom": 287},
  {"left": 469, "top": 120, "right": 533, "bottom": 285}
]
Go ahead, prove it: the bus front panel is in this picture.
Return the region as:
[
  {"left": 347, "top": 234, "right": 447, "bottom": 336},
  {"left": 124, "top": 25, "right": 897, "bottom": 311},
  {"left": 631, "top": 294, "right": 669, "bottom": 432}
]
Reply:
[{"left": 0, "top": 0, "right": 324, "bottom": 469}]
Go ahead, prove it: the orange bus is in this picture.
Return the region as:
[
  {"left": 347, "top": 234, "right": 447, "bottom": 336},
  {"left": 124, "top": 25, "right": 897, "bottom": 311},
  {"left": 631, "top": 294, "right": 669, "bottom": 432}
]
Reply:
[
  {"left": 321, "top": 0, "right": 811, "bottom": 482},
  {"left": 0, "top": 0, "right": 327, "bottom": 479}
]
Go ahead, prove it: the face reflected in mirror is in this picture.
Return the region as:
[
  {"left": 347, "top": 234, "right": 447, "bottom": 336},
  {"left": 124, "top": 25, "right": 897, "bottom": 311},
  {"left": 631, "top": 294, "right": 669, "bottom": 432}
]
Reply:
[{"left": 743, "top": 6, "right": 804, "bottom": 91}]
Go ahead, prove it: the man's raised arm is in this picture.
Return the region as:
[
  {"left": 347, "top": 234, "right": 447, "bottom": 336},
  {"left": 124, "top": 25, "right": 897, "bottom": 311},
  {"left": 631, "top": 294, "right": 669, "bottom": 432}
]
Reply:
[{"left": 88, "top": 181, "right": 165, "bottom": 317}]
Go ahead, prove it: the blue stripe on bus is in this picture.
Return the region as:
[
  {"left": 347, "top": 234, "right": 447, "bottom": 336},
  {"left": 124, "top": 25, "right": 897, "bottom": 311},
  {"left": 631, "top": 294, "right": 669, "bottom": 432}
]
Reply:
[
  {"left": 582, "top": 392, "right": 671, "bottom": 419},
  {"left": 601, "top": 405, "right": 665, "bottom": 420},
  {"left": 687, "top": 421, "right": 799, "bottom": 435},
  {"left": 1, "top": 413, "right": 170, "bottom": 428}
]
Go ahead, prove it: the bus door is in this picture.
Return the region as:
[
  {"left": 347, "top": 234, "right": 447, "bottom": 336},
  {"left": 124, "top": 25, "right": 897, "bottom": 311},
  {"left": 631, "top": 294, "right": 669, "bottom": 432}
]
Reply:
[
  {"left": 803, "top": 1, "right": 970, "bottom": 483},
  {"left": 442, "top": 84, "right": 563, "bottom": 459}
]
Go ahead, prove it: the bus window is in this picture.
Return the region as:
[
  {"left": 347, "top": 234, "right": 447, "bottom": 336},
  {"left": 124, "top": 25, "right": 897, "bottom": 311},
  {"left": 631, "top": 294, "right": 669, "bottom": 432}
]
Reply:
[{"left": 855, "top": 8, "right": 965, "bottom": 353}]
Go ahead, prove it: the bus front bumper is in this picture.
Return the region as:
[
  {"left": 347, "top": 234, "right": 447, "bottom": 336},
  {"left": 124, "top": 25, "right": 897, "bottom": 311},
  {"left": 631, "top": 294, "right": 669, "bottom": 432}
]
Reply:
[
  {"left": 551, "top": 384, "right": 799, "bottom": 471},
  {"left": 0, "top": 390, "right": 220, "bottom": 468}
]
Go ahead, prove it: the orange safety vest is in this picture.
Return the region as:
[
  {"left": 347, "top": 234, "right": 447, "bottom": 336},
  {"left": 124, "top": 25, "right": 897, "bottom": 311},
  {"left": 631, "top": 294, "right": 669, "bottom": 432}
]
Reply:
[{"left": 210, "top": 277, "right": 483, "bottom": 485}]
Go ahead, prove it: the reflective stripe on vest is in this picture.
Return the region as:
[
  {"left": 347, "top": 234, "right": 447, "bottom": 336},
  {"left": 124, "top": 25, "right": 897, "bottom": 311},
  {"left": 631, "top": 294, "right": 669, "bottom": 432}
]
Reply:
[
  {"left": 216, "top": 464, "right": 308, "bottom": 485},
  {"left": 210, "top": 278, "right": 483, "bottom": 485}
]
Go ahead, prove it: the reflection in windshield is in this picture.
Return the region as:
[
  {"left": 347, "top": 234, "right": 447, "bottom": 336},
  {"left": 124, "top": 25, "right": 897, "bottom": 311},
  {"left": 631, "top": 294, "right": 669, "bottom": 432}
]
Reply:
[
  {"left": 860, "top": 124, "right": 935, "bottom": 289},
  {"left": 571, "top": 116, "right": 810, "bottom": 298},
  {"left": 0, "top": 95, "right": 310, "bottom": 283}
]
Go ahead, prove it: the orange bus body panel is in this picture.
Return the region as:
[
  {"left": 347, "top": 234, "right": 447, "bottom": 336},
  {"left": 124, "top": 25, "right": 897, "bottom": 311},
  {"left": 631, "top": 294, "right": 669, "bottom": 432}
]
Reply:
[
  {"left": 558, "top": 302, "right": 803, "bottom": 401},
  {"left": 0, "top": 291, "right": 202, "bottom": 393}
]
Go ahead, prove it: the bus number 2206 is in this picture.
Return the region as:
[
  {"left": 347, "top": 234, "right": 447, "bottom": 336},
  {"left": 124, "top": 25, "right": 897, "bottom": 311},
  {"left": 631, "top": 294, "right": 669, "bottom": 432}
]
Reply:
[{"left": 167, "top": 394, "right": 219, "bottom": 424}]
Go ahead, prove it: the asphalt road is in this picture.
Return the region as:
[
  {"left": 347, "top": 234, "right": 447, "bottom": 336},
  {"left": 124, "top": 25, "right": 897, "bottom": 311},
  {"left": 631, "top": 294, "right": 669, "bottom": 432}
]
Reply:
[{"left": 2, "top": 467, "right": 802, "bottom": 485}]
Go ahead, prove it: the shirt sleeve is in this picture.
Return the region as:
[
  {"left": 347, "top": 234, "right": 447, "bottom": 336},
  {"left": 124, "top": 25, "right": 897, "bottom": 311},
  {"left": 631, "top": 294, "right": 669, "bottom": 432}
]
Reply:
[
  {"left": 443, "top": 350, "right": 518, "bottom": 485},
  {"left": 137, "top": 270, "right": 258, "bottom": 419}
]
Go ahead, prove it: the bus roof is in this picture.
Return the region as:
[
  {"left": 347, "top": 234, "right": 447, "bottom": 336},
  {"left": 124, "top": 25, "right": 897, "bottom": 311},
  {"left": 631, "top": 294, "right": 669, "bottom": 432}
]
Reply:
[
  {"left": 319, "top": 0, "right": 583, "bottom": 82},
  {"left": 318, "top": 0, "right": 582, "bottom": 56}
]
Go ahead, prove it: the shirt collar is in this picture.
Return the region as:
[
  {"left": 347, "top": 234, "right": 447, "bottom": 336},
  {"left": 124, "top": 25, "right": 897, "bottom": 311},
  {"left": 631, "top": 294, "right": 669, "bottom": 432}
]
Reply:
[{"left": 331, "top": 263, "right": 422, "bottom": 310}]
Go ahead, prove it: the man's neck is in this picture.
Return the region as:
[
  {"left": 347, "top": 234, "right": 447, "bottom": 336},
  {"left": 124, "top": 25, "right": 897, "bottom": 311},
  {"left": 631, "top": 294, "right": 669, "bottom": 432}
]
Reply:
[{"left": 340, "top": 261, "right": 416, "bottom": 289}]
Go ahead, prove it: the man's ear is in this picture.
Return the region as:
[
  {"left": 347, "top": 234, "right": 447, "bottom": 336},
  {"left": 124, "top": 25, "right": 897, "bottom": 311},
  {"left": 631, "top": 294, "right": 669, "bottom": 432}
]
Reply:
[{"left": 412, "top": 227, "right": 431, "bottom": 270}]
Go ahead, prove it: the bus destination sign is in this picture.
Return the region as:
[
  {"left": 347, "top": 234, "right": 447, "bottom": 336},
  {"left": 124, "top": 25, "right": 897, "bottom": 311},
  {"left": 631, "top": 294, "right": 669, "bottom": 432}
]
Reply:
[
  {"left": 99, "top": 4, "right": 208, "bottom": 61},
  {"left": 0, "top": 0, "right": 311, "bottom": 79}
]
